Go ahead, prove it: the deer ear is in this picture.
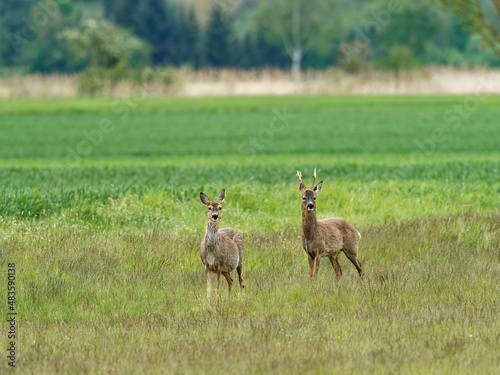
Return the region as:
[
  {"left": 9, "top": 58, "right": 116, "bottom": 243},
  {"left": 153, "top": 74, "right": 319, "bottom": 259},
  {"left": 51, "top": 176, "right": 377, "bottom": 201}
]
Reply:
[
  {"left": 200, "top": 192, "right": 211, "bottom": 206},
  {"left": 314, "top": 181, "right": 323, "bottom": 194},
  {"left": 217, "top": 189, "right": 225, "bottom": 203},
  {"left": 299, "top": 183, "right": 306, "bottom": 193}
]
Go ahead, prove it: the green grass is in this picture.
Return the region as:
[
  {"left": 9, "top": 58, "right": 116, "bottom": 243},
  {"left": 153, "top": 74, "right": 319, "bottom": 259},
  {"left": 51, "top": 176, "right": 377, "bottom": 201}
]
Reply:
[
  {"left": 0, "top": 96, "right": 499, "bottom": 373},
  {"left": 0, "top": 96, "right": 499, "bottom": 160}
]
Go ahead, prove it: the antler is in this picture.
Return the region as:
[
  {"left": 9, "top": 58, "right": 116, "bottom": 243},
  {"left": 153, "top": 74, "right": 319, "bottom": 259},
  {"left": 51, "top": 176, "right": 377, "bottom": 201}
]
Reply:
[
  {"left": 297, "top": 170, "right": 306, "bottom": 190},
  {"left": 297, "top": 170, "right": 303, "bottom": 184},
  {"left": 311, "top": 168, "right": 317, "bottom": 189}
]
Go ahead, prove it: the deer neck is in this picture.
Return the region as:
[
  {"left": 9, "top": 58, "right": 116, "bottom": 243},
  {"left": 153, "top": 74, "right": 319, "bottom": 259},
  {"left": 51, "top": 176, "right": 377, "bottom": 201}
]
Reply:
[
  {"left": 302, "top": 208, "right": 317, "bottom": 241},
  {"left": 205, "top": 221, "right": 219, "bottom": 251}
]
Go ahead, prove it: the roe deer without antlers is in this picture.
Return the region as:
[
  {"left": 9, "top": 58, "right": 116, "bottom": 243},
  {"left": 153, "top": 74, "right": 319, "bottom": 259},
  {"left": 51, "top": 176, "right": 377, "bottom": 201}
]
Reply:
[
  {"left": 199, "top": 189, "right": 244, "bottom": 308},
  {"left": 297, "top": 169, "right": 363, "bottom": 280}
]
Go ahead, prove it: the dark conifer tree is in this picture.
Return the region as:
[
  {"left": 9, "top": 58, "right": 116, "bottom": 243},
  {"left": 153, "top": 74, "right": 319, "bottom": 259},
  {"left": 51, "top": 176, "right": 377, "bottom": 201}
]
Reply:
[
  {"left": 183, "top": 6, "right": 201, "bottom": 68},
  {"left": 0, "top": 0, "right": 38, "bottom": 65},
  {"left": 205, "top": 4, "right": 231, "bottom": 68},
  {"left": 255, "top": 35, "right": 289, "bottom": 69},
  {"left": 107, "top": 0, "right": 184, "bottom": 66},
  {"left": 133, "top": 0, "right": 171, "bottom": 65}
]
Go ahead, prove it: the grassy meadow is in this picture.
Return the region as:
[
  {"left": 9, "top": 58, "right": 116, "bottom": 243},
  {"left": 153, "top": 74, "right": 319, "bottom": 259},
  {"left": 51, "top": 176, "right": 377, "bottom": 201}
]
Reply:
[{"left": 0, "top": 96, "right": 499, "bottom": 374}]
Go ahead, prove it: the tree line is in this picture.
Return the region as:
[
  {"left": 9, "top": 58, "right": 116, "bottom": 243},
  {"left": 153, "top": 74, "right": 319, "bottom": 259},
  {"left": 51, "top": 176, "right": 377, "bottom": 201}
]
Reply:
[{"left": 0, "top": 0, "right": 499, "bottom": 78}]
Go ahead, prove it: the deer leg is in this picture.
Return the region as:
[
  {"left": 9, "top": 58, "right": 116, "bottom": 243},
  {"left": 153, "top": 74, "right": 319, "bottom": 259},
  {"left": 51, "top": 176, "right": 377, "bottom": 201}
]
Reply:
[
  {"left": 329, "top": 256, "right": 343, "bottom": 281},
  {"left": 216, "top": 272, "right": 221, "bottom": 308},
  {"left": 205, "top": 266, "right": 211, "bottom": 308},
  {"left": 223, "top": 273, "right": 233, "bottom": 304},
  {"left": 312, "top": 256, "right": 321, "bottom": 277},
  {"left": 237, "top": 264, "right": 245, "bottom": 302},
  {"left": 307, "top": 253, "right": 315, "bottom": 277},
  {"left": 344, "top": 250, "right": 364, "bottom": 278}
]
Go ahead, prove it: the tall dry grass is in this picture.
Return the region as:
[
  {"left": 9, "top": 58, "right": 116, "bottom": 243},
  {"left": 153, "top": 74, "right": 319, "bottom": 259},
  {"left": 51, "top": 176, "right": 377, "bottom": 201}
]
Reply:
[{"left": 1, "top": 67, "right": 499, "bottom": 99}]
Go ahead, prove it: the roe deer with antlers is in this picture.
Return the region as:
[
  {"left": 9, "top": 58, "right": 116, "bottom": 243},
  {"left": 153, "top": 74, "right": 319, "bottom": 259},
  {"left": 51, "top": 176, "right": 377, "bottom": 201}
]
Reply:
[
  {"left": 297, "top": 169, "right": 363, "bottom": 280},
  {"left": 199, "top": 189, "right": 244, "bottom": 308}
]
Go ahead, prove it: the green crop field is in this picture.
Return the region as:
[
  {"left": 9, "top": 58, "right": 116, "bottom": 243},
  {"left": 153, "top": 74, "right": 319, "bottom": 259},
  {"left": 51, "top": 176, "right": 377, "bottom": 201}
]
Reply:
[{"left": 0, "top": 96, "right": 499, "bottom": 374}]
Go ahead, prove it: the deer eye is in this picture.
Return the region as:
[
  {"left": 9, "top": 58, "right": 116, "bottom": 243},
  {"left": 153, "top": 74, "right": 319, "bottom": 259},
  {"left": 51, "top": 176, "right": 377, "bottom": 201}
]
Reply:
[
  {"left": 208, "top": 207, "right": 212, "bottom": 211},
  {"left": 302, "top": 197, "right": 306, "bottom": 200},
  {"left": 314, "top": 197, "right": 316, "bottom": 200}
]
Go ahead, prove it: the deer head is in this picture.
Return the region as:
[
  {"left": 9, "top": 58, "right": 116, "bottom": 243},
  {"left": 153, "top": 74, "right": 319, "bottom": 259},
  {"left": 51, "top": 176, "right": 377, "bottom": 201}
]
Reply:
[
  {"left": 297, "top": 168, "right": 323, "bottom": 212},
  {"left": 200, "top": 189, "right": 226, "bottom": 224}
]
